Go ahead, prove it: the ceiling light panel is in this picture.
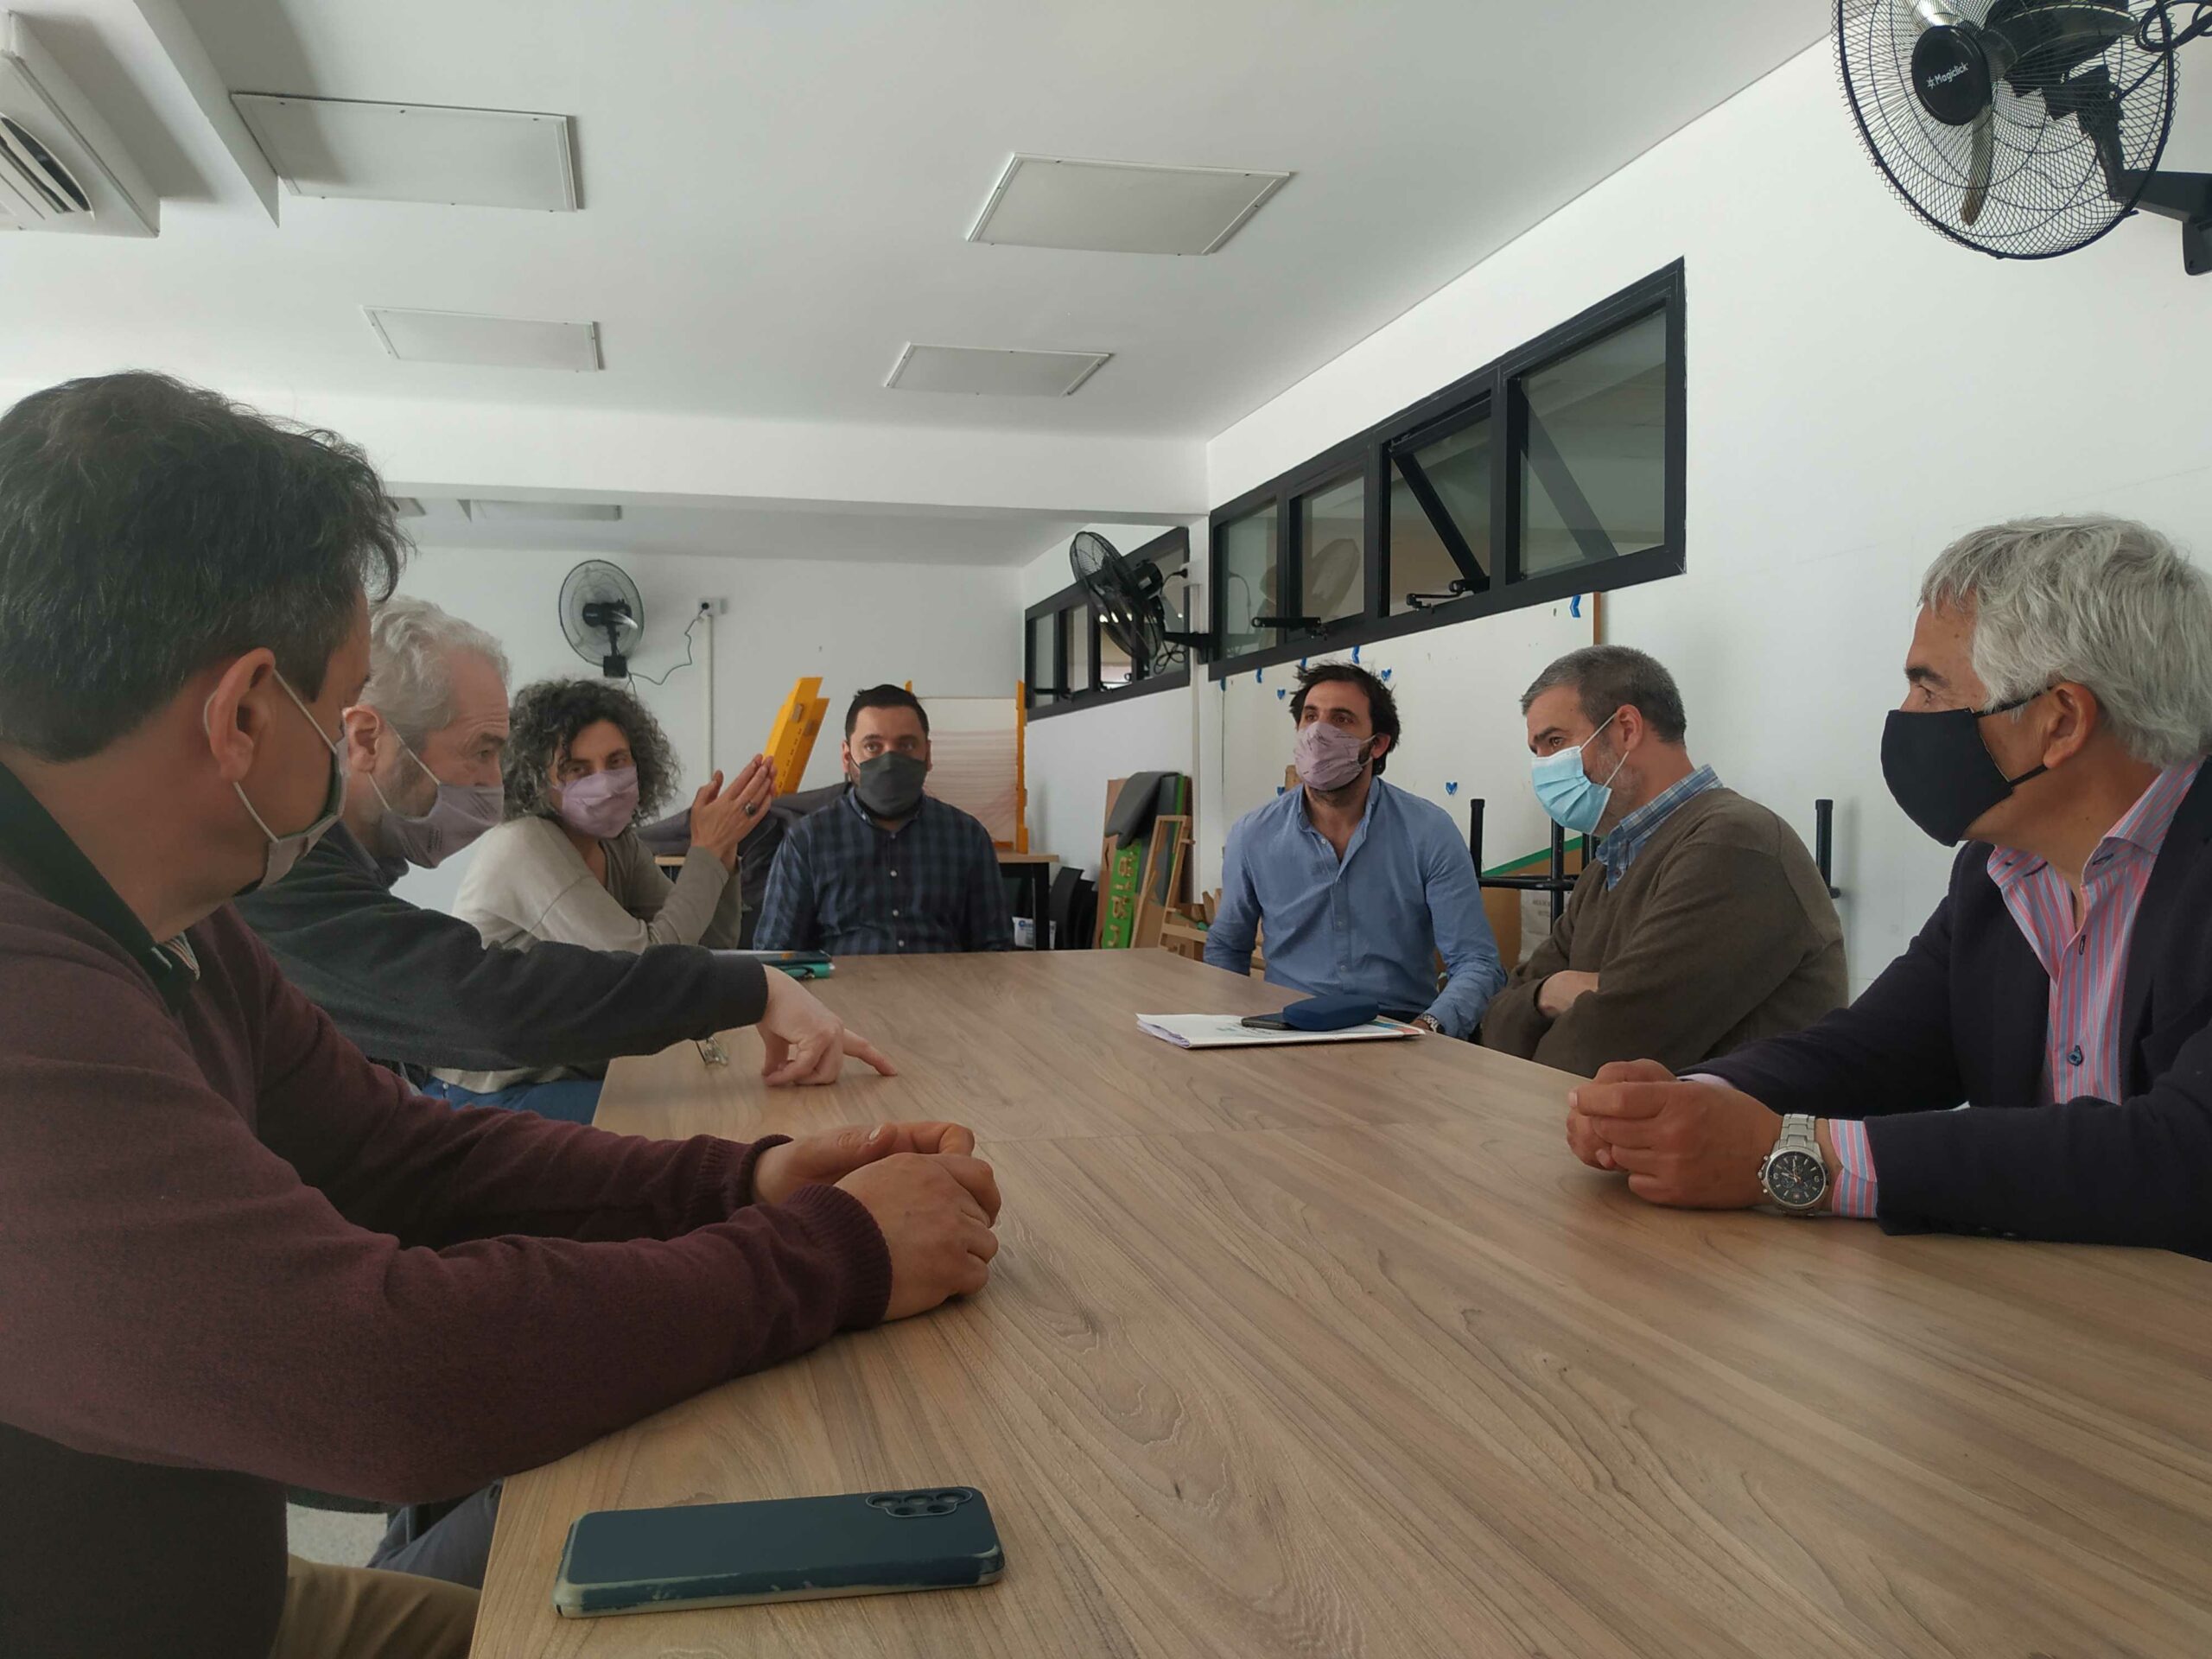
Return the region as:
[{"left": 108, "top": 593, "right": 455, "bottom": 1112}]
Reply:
[
  {"left": 463, "top": 499, "right": 623, "bottom": 523},
  {"left": 885, "top": 344, "right": 1110, "bottom": 397},
  {"left": 969, "top": 155, "right": 1291, "bottom": 255},
  {"left": 232, "top": 93, "right": 577, "bottom": 210},
  {"left": 365, "top": 308, "right": 601, "bottom": 372}
]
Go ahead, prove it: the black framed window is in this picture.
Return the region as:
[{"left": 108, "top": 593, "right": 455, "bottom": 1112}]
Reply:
[
  {"left": 1517, "top": 307, "right": 1668, "bottom": 581},
  {"left": 1214, "top": 503, "right": 1278, "bottom": 660},
  {"left": 1025, "top": 528, "right": 1194, "bottom": 720},
  {"left": 1389, "top": 404, "right": 1492, "bottom": 613},
  {"left": 1206, "top": 261, "right": 1685, "bottom": 677},
  {"left": 1296, "top": 470, "right": 1367, "bottom": 631},
  {"left": 1027, "top": 611, "right": 1060, "bottom": 707}
]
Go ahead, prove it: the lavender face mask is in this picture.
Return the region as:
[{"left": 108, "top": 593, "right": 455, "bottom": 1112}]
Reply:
[{"left": 554, "top": 765, "right": 639, "bottom": 840}]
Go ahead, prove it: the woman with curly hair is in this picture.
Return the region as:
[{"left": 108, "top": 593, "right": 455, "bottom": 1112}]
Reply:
[{"left": 435, "top": 677, "right": 774, "bottom": 1100}]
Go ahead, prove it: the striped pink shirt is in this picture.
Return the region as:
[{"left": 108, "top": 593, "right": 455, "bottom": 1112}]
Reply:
[{"left": 1827, "top": 761, "right": 2202, "bottom": 1218}]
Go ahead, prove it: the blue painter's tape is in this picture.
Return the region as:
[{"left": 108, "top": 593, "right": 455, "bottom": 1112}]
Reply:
[
  {"left": 1351, "top": 645, "right": 1362, "bottom": 664},
  {"left": 1446, "top": 780, "right": 1459, "bottom": 797},
  {"left": 1276, "top": 687, "right": 1287, "bottom": 700},
  {"left": 1379, "top": 668, "right": 1393, "bottom": 683},
  {"left": 1255, "top": 668, "right": 1264, "bottom": 683},
  {"left": 1570, "top": 594, "right": 1582, "bottom": 619},
  {"left": 1276, "top": 785, "right": 1287, "bottom": 796}
]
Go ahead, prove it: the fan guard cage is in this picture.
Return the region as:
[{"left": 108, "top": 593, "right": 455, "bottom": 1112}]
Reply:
[{"left": 1836, "top": 0, "right": 2176, "bottom": 258}]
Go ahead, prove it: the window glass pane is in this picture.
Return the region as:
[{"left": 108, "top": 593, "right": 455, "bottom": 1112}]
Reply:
[
  {"left": 1149, "top": 536, "right": 1191, "bottom": 661},
  {"left": 1389, "top": 415, "right": 1491, "bottom": 615},
  {"left": 1518, "top": 308, "right": 1667, "bottom": 580},
  {"left": 1121, "top": 534, "right": 1190, "bottom": 683},
  {"left": 1297, "top": 473, "right": 1365, "bottom": 627},
  {"left": 1098, "top": 618, "right": 1134, "bottom": 689},
  {"left": 1067, "top": 604, "right": 1092, "bottom": 694},
  {"left": 1217, "top": 505, "right": 1279, "bottom": 658},
  {"left": 1156, "top": 576, "right": 1192, "bottom": 677},
  {"left": 1027, "top": 613, "right": 1057, "bottom": 705},
  {"left": 1145, "top": 533, "right": 1191, "bottom": 584}
]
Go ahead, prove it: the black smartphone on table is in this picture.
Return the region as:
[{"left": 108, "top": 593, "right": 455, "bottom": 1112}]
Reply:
[{"left": 552, "top": 1487, "right": 1004, "bottom": 1618}]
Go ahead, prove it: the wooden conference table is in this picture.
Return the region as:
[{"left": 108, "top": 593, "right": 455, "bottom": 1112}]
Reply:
[{"left": 474, "top": 952, "right": 2212, "bottom": 1658}]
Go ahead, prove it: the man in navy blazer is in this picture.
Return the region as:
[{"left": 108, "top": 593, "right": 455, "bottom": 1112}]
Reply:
[{"left": 1566, "top": 516, "right": 2212, "bottom": 1255}]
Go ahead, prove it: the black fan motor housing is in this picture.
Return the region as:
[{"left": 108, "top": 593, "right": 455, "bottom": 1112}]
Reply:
[
  {"left": 1912, "top": 23, "right": 1993, "bottom": 124},
  {"left": 580, "top": 599, "right": 632, "bottom": 677}
]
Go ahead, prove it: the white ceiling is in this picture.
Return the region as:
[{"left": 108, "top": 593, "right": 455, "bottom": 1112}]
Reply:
[
  {"left": 0, "top": 0, "right": 1826, "bottom": 556},
  {"left": 394, "top": 496, "right": 1087, "bottom": 568}
]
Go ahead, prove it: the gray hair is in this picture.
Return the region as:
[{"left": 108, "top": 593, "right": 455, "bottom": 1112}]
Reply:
[
  {"left": 360, "top": 595, "right": 511, "bottom": 747},
  {"left": 1920, "top": 516, "right": 2212, "bottom": 769},
  {"left": 1521, "top": 645, "right": 1688, "bottom": 744}
]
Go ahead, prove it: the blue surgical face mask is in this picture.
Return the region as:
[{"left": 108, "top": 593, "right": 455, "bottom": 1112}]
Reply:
[{"left": 1529, "top": 710, "right": 1628, "bottom": 835}]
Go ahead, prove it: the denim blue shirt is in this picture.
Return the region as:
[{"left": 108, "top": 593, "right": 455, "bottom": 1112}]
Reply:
[
  {"left": 1593, "top": 766, "right": 1721, "bottom": 889},
  {"left": 1205, "top": 779, "right": 1504, "bottom": 1037}
]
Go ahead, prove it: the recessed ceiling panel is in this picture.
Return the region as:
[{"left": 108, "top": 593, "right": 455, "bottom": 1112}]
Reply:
[
  {"left": 364, "top": 307, "right": 601, "bottom": 371},
  {"left": 232, "top": 93, "right": 576, "bottom": 210},
  {"left": 968, "top": 155, "right": 1290, "bottom": 255},
  {"left": 464, "top": 499, "right": 623, "bottom": 522},
  {"left": 886, "top": 344, "right": 1110, "bottom": 397}
]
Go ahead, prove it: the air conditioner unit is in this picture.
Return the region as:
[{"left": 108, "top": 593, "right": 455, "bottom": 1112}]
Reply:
[{"left": 0, "top": 14, "right": 156, "bottom": 237}]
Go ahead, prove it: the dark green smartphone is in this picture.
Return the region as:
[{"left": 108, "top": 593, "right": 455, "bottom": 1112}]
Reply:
[{"left": 552, "top": 1487, "right": 1004, "bottom": 1618}]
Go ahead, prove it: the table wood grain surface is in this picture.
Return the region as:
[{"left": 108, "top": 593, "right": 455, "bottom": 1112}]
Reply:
[{"left": 472, "top": 951, "right": 2212, "bottom": 1658}]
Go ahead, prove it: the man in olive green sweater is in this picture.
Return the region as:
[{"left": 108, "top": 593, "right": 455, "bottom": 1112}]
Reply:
[{"left": 1479, "top": 646, "right": 1846, "bottom": 1077}]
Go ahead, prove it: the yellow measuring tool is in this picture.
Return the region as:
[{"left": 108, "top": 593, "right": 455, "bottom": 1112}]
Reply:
[{"left": 764, "top": 676, "right": 830, "bottom": 791}]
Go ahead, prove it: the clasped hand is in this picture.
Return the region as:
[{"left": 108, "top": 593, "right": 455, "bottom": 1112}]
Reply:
[
  {"left": 1565, "top": 1059, "right": 1781, "bottom": 1209},
  {"left": 754, "top": 1122, "right": 1002, "bottom": 1320}
]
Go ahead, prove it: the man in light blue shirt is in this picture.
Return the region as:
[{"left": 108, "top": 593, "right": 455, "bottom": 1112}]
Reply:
[{"left": 1205, "top": 661, "right": 1503, "bottom": 1037}]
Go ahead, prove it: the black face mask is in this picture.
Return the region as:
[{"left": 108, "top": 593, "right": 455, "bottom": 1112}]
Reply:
[
  {"left": 1880, "top": 690, "right": 2050, "bottom": 846},
  {"left": 850, "top": 752, "right": 927, "bottom": 819}
]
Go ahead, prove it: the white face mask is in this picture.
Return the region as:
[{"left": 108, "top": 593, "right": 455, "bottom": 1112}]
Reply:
[{"left": 209, "top": 672, "right": 347, "bottom": 895}]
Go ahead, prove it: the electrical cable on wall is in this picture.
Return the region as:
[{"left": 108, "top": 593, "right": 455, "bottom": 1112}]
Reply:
[{"left": 628, "top": 607, "right": 702, "bottom": 687}]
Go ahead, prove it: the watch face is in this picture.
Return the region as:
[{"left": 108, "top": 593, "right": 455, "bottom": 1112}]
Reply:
[{"left": 1765, "top": 1148, "right": 1826, "bottom": 1210}]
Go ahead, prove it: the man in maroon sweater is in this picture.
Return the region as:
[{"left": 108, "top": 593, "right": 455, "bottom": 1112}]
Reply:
[{"left": 0, "top": 372, "right": 1003, "bottom": 1659}]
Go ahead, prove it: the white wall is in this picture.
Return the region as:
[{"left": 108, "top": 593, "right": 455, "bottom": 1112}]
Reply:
[
  {"left": 1202, "top": 42, "right": 2212, "bottom": 993},
  {"left": 388, "top": 543, "right": 1018, "bottom": 912}
]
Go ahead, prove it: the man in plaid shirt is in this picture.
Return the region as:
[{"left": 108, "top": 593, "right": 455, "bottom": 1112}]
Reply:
[{"left": 755, "top": 685, "right": 1014, "bottom": 956}]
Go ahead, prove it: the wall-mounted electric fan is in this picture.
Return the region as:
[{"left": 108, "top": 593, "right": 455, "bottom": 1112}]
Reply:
[
  {"left": 1837, "top": 0, "right": 2212, "bottom": 270},
  {"left": 558, "top": 559, "right": 643, "bottom": 678},
  {"left": 1068, "top": 531, "right": 1211, "bottom": 679}
]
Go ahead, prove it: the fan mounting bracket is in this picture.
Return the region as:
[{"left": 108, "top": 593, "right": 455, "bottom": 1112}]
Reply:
[{"left": 2120, "top": 168, "right": 2212, "bottom": 273}]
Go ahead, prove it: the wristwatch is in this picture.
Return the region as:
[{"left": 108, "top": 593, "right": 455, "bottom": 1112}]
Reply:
[
  {"left": 1758, "top": 1114, "right": 1828, "bottom": 1214},
  {"left": 1411, "top": 1014, "right": 1442, "bottom": 1034}
]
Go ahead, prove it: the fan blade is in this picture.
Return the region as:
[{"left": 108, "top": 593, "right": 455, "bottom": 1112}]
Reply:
[
  {"left": 1962, "top": 108, "right": 1993, "bottom": 224},
  {"left": 1912, "top": 0, "right": 1967, "bottom": 31}
]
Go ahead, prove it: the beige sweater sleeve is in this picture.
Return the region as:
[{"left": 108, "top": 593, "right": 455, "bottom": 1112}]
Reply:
[{"left": 454, "top": 818, "right": 732, "bottom": 955}]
